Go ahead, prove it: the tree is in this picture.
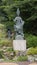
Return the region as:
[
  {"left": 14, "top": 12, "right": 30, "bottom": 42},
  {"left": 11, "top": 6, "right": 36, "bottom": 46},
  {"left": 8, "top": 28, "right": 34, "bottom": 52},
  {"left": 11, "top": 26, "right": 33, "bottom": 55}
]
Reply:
[{"left": 0, "top": 0, "right": 37, "bottom": 35}]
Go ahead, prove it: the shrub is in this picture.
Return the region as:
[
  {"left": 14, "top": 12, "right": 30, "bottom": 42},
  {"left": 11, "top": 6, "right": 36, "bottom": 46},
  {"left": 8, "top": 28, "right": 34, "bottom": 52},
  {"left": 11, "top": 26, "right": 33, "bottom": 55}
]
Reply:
[
  {"left": 0, "top": 24, "right": 6, "bottom": 38},
  {"left": 0, "top": 39, "right": 12, "bottom": 47},
  {"left": 0, "top": 50, "right": 4, "bottom": 58},
  {"left": 0, "top": 32, "right": 6, "bottom": 38},
  {"left": 17, "top": 56, "right": 28, "bottom": 61},
  {"left": 6, "top": 47, "right": 13, "bottom": 52},
  {"left": 0, "top": 24, "right": 5, "bottom": 29},
  {"left": 25, "top": 34, "right": 37, "bottom": 48},
  {"left": 27, "top": 47, "right": 37, "bottom": 55}
]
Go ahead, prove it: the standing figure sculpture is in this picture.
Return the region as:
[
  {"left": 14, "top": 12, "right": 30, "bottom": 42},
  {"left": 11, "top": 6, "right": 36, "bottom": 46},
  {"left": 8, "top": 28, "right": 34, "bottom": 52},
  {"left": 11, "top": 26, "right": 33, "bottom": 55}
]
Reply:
[{"left": 14, "top": 8, "right": 24, "bottom": 40}]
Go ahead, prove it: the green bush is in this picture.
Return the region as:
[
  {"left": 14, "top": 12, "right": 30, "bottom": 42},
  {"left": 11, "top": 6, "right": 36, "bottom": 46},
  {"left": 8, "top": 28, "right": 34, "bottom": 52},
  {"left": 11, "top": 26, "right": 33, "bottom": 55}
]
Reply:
[
  {"left": 0, "top": 24, "right": 6, "bottom": 38},
  {"left": 27, "top": 47, "right": 37, "bottom": 55},
  {"left": 0, "top": 50, "right": 4, "bottom": 58},
  {"left": 6, "top": 47, "right": 13, "bottom": 52},
  {"left": 0, "top": 32, "right": 6, "bottom": 38},
  {"left": 25, "top": 34, "right": 37, "bottom": 48},
  {"left": 0, "top": 24, "right": 5, "bottom": 29},
  {"left": 0, "top": 39, "right": 12, "bottom": 47},
  {"left": 17, "top": 56, "right": 28, "bottom": 61}
]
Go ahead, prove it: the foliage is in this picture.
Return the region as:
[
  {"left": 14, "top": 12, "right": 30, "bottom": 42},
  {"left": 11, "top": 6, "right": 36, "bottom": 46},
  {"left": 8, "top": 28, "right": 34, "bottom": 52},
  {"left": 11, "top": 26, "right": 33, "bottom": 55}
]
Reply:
[
  {"left": 0, "top": 39, "right": 12, "bottom": 47},
  {"left": 1, "top": 0, "right": 37, "bottom": 60},
  {"left": 0, "top": 24, "right": 6, "bottom": 39},
  {"left": 0, "top": 24, "right": 5, "bottom": 29},
  {"left": 17, "top": 56, "right": 28, "bottom": 61},
  {"left": 0, "top": 50, "right": 4, "bottom": 58},
  {"left": 0, "top": 23, "right": 12, "bottom": 47},
  {"left": 25, "top": 34, "right": 37, "bottom": 48},
  {"left": 0, "top": 0, "right": 37, "bottom": 35},
  {"left": 0, "top": 0, "right": 37, "bottom": 50},
  {"left": 6, "top": 47, "right": 13, "bottom": 52},
  {"left": 27, "top": 47, "right": 37, "bottom": 55}
]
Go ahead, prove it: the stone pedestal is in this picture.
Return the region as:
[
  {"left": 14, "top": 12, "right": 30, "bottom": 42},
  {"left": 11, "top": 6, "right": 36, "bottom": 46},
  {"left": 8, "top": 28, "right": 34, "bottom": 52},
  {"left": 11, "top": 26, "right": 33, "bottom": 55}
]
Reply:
[{"left": 13, "top": 40, "right": 26, "bottom": 51}]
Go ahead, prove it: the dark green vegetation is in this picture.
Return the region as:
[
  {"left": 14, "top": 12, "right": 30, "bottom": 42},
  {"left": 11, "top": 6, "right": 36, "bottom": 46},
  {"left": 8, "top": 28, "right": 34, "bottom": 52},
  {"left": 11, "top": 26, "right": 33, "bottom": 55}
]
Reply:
[
  {"left": 0, "top": 0, "right": 37, "bottom": 61},
  {"left": 0, "top": 0, "right": 37, "bottom": 48},
  {"left": 0, "top": 0, "right": 37, "bottom": 33}
]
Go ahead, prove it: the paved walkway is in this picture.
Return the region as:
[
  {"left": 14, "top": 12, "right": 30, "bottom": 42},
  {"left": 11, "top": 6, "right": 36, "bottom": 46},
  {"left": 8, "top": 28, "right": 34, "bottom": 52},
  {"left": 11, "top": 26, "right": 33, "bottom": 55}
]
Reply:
[{"left": 0, "top": 62, "right": 37, "bottom": 65}]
